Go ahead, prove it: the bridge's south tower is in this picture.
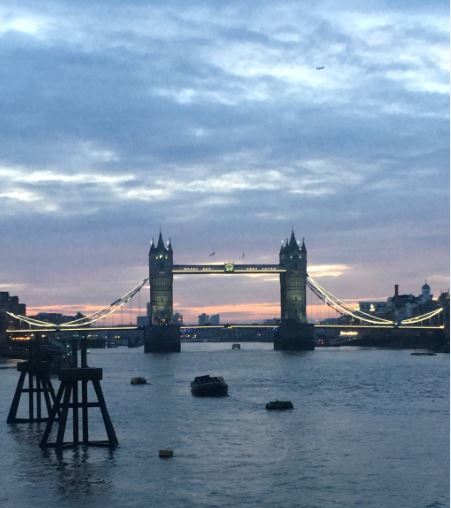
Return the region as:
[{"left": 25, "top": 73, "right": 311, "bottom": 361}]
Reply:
[
  {"left": 276, "top": 231, "right": 314, "bottom": 350},
  {"left": 148, "top": 232, "right": 174, "bottom": 325},
  {"left": 279, "top": 231, "right": 307, "bottom": 322}
]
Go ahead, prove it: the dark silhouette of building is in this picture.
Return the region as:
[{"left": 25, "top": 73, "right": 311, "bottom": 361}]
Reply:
[
  {"left": 359, "top": 282, "right": 440, "bottom": 323},
  {"left": 30, "top": 312, "right": 85, "bottom": 325},
  {"left": 0, "top": 292, "right": 26, "bottom": 346},
  {"left": 198, "top": 313, "right": 219, "bottom": 325}
]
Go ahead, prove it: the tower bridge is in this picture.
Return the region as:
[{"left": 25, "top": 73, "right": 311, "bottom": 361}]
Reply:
[
  {"left": 147, "top": 230, "right": 313, "bottom": 352},
  {"left": 5, "top": 230, "right": 445, "bottom": 353}
]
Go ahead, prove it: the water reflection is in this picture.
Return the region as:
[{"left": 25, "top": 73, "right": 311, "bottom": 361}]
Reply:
[{"left": 48, "top": 447, "right": 116, "bottom": 498}]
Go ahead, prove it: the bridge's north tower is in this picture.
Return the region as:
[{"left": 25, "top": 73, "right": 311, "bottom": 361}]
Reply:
[
  {"left": 146, "top": 232, "right": 180, "bottom": 352},
  {"left": 148, "top": 232, "right": 174, "bottom": 325}
]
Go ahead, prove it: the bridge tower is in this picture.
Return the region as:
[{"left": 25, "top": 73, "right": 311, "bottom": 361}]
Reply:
[
  {"left": 149, "top": 232, "right": 174, "bottom": 325},
  {"left": 279, "top": 231, "right": 307, "bottom": 322},
  {"left": 275, "top": 231, "right": 314, "bottom": 351},
  {"left": 145, "top": 232, "right": 180, "bottom": 352}
]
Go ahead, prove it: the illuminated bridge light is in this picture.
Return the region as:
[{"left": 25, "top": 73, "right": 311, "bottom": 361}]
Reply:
[
  {"left": 339, "top": 330, "right": 359, "bottom": 337},
  {"left": 11, "top": 335, "right": 32, "bottom": 341}
]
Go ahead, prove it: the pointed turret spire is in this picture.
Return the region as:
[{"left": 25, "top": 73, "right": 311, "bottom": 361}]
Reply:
[
  {"left": 157, "top": 231, "right": 165, "bottom": 250},
  {"left": 301, "top": 237, "right": 306, "bottom": 252},
  {"left": 288, "top": 229, "right": 298, "bottom": 250}
]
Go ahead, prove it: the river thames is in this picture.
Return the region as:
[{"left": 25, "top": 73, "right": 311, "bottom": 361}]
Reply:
[{"left": 0, "top": 343, "right": 448, "bottom": 508}]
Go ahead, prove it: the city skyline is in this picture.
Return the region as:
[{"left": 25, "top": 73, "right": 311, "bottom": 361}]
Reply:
[{"left": 0, "top": 1, "right": 449, "bottom": 323}]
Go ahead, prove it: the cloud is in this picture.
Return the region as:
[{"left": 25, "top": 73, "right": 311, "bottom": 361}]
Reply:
[
  {"left": 309, "top": 264, "right": 350, "bottom": 278},
  {"left": 0, "top": 10, "right": 49, "bottom": 38},
  {"left": 0, "top": 156, "right": 374, "bottom": 214},
  {"left": 0, "top": 188, "right": 42, "bottom": 202},
  {"left": 0, "top": 0, "right": 447, "bottom": 319}
]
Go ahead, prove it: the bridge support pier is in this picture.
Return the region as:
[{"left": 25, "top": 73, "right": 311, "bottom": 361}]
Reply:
[
  {"left": 144, "top": 325, "right": 181, "bottom": 353},
  {"left": 7, "top": 360, "right": 58, "bottom": 424},
  {"left": 274, "top": 320, "right": 315, "bottom": 351}
]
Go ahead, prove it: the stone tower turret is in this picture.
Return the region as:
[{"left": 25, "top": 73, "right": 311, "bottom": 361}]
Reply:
[
  {"left": 148, "top": 232, "right": 174, "bottom": 325},
  {"left": 279, "top": 230, "right": 307, "bottom": 322}
]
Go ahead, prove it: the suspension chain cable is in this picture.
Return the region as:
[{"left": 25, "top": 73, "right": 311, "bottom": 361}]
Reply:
[
  {"left": 8, "top": 277, "right": 149, "bottom": 329},
  {"left": 307, "top": 276, "right": 394, "bottom": 325}
]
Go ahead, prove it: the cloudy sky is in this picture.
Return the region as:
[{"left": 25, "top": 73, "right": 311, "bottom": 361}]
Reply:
[{"left": 0, "top": 0, "right": 449, "bottom": 323}]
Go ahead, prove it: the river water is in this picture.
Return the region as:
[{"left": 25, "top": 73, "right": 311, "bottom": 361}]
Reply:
[{"left": 0, "top": 343, "right": 449, "bottom": 508}]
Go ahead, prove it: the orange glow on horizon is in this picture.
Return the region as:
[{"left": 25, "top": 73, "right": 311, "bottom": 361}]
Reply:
[
  {"left": 175, "top": 302, "right": 342, "bottom": 323},
  {"left": 24, "top": 301, "right": 344, "bottom": 325}
]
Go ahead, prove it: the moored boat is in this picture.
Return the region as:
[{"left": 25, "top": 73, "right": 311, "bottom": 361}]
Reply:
[
  {"left": 191, "top": 375, "right": 228, "bottom": 397},
  {"left": 265, "top": 400, "right": 294, "bottom": 410}
]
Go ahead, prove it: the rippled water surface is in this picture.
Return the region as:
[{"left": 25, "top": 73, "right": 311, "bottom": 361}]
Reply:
[{"left": 0, "top": 344, "right": 449, "bottom": 508}]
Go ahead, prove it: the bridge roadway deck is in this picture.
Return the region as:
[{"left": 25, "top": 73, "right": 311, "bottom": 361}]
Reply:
[
  {"left": 7, "top": 324, "right": 444, "bottom": 334},
  {"left": 172, "top": 264, "right": 286, "bottom": 274}
]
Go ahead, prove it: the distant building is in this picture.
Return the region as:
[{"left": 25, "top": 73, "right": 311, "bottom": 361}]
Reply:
[
  {"left": 319, "top": 316, "right": 351, "bottom": 325},
  {"left": 0, "top": 292, "right": 27, "bottom": 346},
  {"left": 173, "top": 313, "right": 183, "bottom": 325},
  {"left": 438, "top": 290, "right": 450, "bottom": 307},
  {"left": 198, "top": 313, "right": 209, "bottom": 325},
  {"left": 358, "top": 301, "right": 387, "bottom": 314},
  {"left": 0, "top": 292, "right": 26, "bottom": 315},
  {"left": 420, "top": 282, "right": 432, "bottom": 304},
  {"left": 385, "top": 283, "right": 435, "bottom": 321},
  {"left": 198, "top": 313, "right": 220, "bottom": 325},
  {"left": 137, "top": 316, "right": 150, "bottom": 327},
  {"left": 32, "top": 312, "right": 85, "bottom": 325},
  {"left": 209, "top": 314, "right": 220, "bottom": 325},
  {"left": 358, "top": 282, "right": 438, "bottom": 323},
  {"left": 263, "top": 318, "right": 280, "bottom": 325},
  {"left": 438, "top": 291, "right": 450, "bottom": 337}
]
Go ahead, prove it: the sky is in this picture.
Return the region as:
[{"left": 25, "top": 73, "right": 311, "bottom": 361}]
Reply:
[{"left": 0, "top": 0, "right": 449, "bottom": 324}]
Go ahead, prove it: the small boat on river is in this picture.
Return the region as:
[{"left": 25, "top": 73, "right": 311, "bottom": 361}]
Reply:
[
  {"left": 191, "top": 375, "right": 228, "bottom": 397},
  {"left": 232, "top": 343, "right": 241, "bottom": 350},
  {"left": 265, "top": 400, "right": 294, "bottom": 410},
  {"left": 159, "top": 449, "right": 174, "bottom": 458}
]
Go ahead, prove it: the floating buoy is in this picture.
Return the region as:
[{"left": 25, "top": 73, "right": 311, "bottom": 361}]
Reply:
[
  {"left": 159, "top": 449, "right": 174, "bottom": 458},
  {"left": 130, "top": 377, "right": 148, "bottom": 385}
]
